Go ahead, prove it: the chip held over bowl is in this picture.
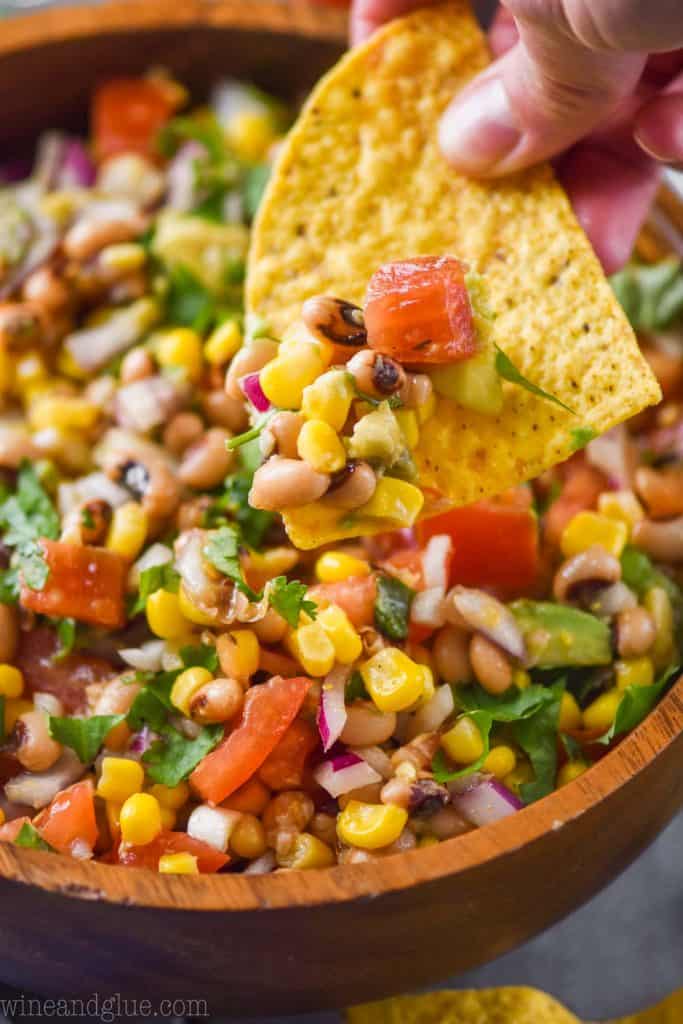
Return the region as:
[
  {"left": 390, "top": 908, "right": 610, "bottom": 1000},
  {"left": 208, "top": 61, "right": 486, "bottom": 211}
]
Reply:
[{"left": 246, "top": 0, "right": 660, "bottom": 549}]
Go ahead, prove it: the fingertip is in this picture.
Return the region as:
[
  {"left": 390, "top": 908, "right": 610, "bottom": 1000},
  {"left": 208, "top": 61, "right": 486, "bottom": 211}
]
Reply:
[
  {"left": 489, "top": 7, "right": 518, "bottom": 58},
  {"left": 634, "top": 92, "right": 683, "bottom": 165}
]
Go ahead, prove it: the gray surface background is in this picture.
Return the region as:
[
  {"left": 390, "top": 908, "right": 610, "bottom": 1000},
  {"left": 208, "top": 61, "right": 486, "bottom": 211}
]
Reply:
[{"left": 0, "top": 0, "right": 681, "bottom": 1020}]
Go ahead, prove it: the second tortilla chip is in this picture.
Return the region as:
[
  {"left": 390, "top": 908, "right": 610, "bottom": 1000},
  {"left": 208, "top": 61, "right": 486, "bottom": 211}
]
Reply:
[{"left": 246, "top": 1, "right": 660, "bottom": 549}]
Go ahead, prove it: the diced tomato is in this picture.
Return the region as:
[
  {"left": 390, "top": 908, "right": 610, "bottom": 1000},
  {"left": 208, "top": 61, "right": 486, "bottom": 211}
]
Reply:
[
  {"left": 417, "top": 498, "right": 540, "bottom": 597},
  {"left": 222, "top": 777, "right": 271, "bottom": 815},
  {"left": 117, "top": 831, "right": 229, "bottom": 873},
  {"left": 308, "top": 574, "right": 377, "bottom": 629},
  {"left": 543, "top": 460, "right": 607, "bottom": 549},
  {"left": 92, "top": 77, "right": 181, "bottom": 162},
  {"left": 15, "top": 626, "right": 115, "bottom": 713},
  {"left": 364, "top": 257, "right": 477, "bottom": 364},
  {"left": 258, "top": 648, "right": 302, "bottom": 679},
  {"left": 191, "top": 676, "right": 312, "bottom": 805},
  {"left": 258, "top": 719, "right": 319, "bottom": 791},
  {"left": 34, "top": 780, "right": 98, "bottom": 857},
  {"left": 642, "top": 345, "right": 683, "bottom": 401},
  {"left": 0, "top": 817, "right": 30, "bottom": 843},
  {"left": 380, "top": 548, "right": 424, "bottom": 590},
  {"left": 20, "top": 541, "right": 127, "bottom": 629}
]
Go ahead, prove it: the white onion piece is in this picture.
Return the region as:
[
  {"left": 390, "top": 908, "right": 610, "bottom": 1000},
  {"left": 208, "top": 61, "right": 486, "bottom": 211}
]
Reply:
[
  {"left": 166, "top": 142, "right": 207, "bottom": 212},
  {"left": 5, "top": 750, "right": 84, "bottom": 810},
  {"left": 244, "top": 851, "right": 276, "bottom": 875},
  {"left": 58, "top": 472, "right": 131, "bottom": 518},
  {"left": 32, "top": 692, "right": 64, "bottom": 717},
  {"left": 119, "top": 640, "right": 167, "bottom": 672},
  {"left": 70, "top": 839, "right": 94, "bottom": 861},
  {"left": 211, "top": 79, "right": 270, "bottom": 125},
  {"left": 590, "top": 581, "right": 638, "bottom": 618},
  {"left": 318, "top": 665, "right": 350, "bottom": 752},
  {"left": 313, "top": 754, "right": 381, "bottom": 798},
  {"left": 65, "top": 299, "right": 157, "bottom": 373},
  {"left": 451, "top": 777, "right": 522, "bottom": 827},
  {"left": 406, "top": 684, "right": 455, "bottom": 740},
  {"left": 97, "top": 153, "right": 165, "bottom": 206},
  {"left": 115, "top": 376, "right": 187, "bottom": 433},
  {"left": 449, "top": 586, "right": 527, "bottom": 662},
  {"left": 349, "top": 745, "right": 393, "bottom": 780},
  {"left": 410, "top": 586, "right": 446, "bottom": 629},
  {"left": 586, "top": 425, "right": 636, "bottom": 489},
  {"left": 128, "top": 542, "right": 173, "bottom": 589},
  {"left": 422, "top": 534, "right": 452, "bottom": 590},
  {"left": 187, "top": 805, "right": 241, "bottom": 853}
]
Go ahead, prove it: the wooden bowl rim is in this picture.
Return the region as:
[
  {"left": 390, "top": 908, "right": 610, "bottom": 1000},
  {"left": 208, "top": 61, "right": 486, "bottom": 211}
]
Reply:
[
  {"left": 0, "top": 0, "right": 681, "bottom": 914},
  {"left": 1, "top": 675, "right": 680, "bottom": 911}
]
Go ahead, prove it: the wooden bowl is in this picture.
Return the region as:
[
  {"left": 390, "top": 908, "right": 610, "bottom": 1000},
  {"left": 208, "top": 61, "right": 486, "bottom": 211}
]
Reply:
[{"left": 1, "top": 2, "right": 682, "bottom": 1016}]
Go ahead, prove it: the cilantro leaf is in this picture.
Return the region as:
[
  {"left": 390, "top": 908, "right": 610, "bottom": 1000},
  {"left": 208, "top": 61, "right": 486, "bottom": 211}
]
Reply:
[
  {"left": 203, "top": 526, "right": 259, "bottom": 600},
  {"left": 226, "top": 418, "right": 272, "bottom": 450},
  {"left": 128, "top": 561, "right": 180, "bottom": 617},
  {"left": 560, "top": 732, "right": 583, "bottom": 761},
  {"left": 53, "top": 619, "right": 77, "bottom": 662},
  {"left": 165, "top": 264, "right": 217, "bottom": 333},
  {"left": 512, "top": 681, "right": 564, "bottom": 803},
  {"left": 15, "top": 822, "right": 55, "bottom": 853},
  {"left": 598, "top": 665, "right": 680, "bottom": 745},
  {"left": 242, "top": 163, "right": 271, "bottom": 221},
  {"left": 610, "top": 260, "right": 683, "bottom": 332},
  {"left": 19, "top": 543, "right": 50, "bottom": 591},
  {"left": 157, "top": 113, "right": 226, "bottom": 161},
  {"left": 127, "top": 685, "right": 169, "bottom": 733},
  {"left": 143, "top": 723, "right": 223, "bottom": 787},
  {"left": 494, "top": 345, "right": 575, "bottom": 415},
  {"left": 48, "top": 714, "right": 125, "bottom": 764},
  {"left": 569, "top": 426, "right": 597, "bottom": 452},
  {"left": 432, "top": 709, "right": 493, "bottom": 782},
  {"left": 269, "top": 576, "right": 316, "bottom": 629},
  {"left": 0, "top": 567, "right": 20, "bottom": 605},
  {"left": 0, "top": 463, "right": 59, "bottom": 592},
  {"left": 457, "top": 682, "right": 556, "bottom": 722},
  {"left": 374, "top": 574, "right": 414, "bottom": 641},
  {"left": 345, "top": 671, "right": 369, "bottom": 703},
  {"left": 180, "top": 644, "right": 219, "bottom": 673}
]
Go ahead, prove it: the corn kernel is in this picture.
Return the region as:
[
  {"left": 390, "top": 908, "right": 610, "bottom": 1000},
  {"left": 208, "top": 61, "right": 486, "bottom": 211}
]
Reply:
[
  {"left": 99, "top": 243, "right": 146, "bottom": 273},
  {"left": 159, "top": 852, "right": 199, "bottom": 875},
  {"left": 359, "top": 477, "right": 424, "bottom": 527},
  {"left": 3, "top": 698, "right": 33, "bottom": 732},
  {"left": 204, "top": 320, "right": 242, "bottom": 365},
  {"left": 441, "top": 716, "right": 485, "bottom": 765},
  {"left": 278, "top": 832, "right": 335, "bottom": 870},
  {"left": 315, "top": 551, "right": 370, "bottom": 583},
  {"left": 301, "top": 370, "right": 354, "bottom": 431},
  {"left": 97, "top": 757, "right": 144, "bottom": 803},
  {"left": 597, "top": 490, "right": 644, "bottom": 532},
  {"left": 230, "top": 814, "right": 267, "bottom": 859},
  {"left": 156, "top": 327, "right": 203, "bottom": 382},
  {"left": 360, "top": 647, "right": 427, "bottom": 712},
  {"left": 146, "top": 589, "right": 191, "bottom": 640},
  {"left": 280, "top": 321, "right": 333, "bottom": 369},
  {"left": 297, "top": 418, "right": 346, "bottom": 474},
  {"left": 14, "top": 352, "right": 46, "bottom": 389},
  {"left": 119, "top": 792, "right": 162, "bottom": 846},
  {"left": 106, "top": 501, "right": 147, "bottom": 561},
  {"left": 40, "top": 189, "right": 81, "bottom": 224},
  {"left": 29, "top": 395, "right": 99, "bottom": 433},
  {"left": 583, "top": 688, "right": 622, "bottom": 732},
  {"left": 337, "top": 800, "right": 407, "bottom": 850},
  {"left": 226, "top": 110, "right": 276, "bottom": 162},
  {"left": 416, "top": 390, "right": 436, "bottom": 425},
  {"left": 416, "top": 664, "right": 435, "bottom": 707},
  {"left": 557, "top": 760, "right": 589, "bottom": 787},
  {"left": 287, "top": 621, "right": 336, "bottom": 677},
  {"left": 171, "top": 667, "right": 214, "bottom": 716},
  {"left": 0, "top": 665, "right": 24, "bottom": 699},
  {"left": 419, "top": 835, "right": 439, "bottom": 848},
  {"left": 159, "top": 806, "right": 177, "bottom": 831},
  {"left": 244, "top": 545, "right": 299, "bottom": 582},
  {"left": 560, "top": 511, "right": 628, "bottom": 559},
  {"left": 484, "top": 744, "right": 517, "bottom": 779},
  {"left": 394, "top": 409, "right": 420, "bottom": 450},
  {"left": 317, "top": 604, "right": 362, "bottom": 665},
  {"left": 644, "top": 586, "right": 676, "bottom": 670},
  {"left": 558, "top": 691, "right": 582, "bottom": 731},
  {"left": 178, "top": 584, "right": 217, "bottom": 627},
  {"left": 503, "top": 759, "right": 534, "bottom": 796},
  {"left": 149, "top": 782, "right": 190, "bottom": 810},
  {"left": 615, "top": 657, "right": 655, "bottom": 690},
  {"left": 259, "top": 345, "right": 325, "bottom": 410},
  {"left": 512, "top": 669, "right": 531, "bottom": 690},
  {"left": 228, "top": 630, "right": 260, "bottom": 678}
]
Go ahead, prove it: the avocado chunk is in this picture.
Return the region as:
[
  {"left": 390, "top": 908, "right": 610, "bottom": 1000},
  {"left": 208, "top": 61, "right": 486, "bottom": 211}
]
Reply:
[{"left": 511, "top": 600, "right": 612, "bottom": 668}]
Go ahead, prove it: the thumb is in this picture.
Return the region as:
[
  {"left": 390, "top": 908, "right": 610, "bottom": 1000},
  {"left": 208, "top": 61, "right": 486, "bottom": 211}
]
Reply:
[{"left": 439, "top": 0, "right": 673, "bottom": 177}]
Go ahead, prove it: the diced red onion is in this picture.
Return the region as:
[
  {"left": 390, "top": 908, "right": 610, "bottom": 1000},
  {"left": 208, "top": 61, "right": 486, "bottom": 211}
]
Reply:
[
  {"left": 317, "top": 665, "right": 350, "bottom": 752},
  {"left": 410, "top": 586, "right": 446, "bottom": 629},
  {"left": 348, "top": 745, "right": 393, "bottom": 779},
  {"left": 129, "top": 726, "right": 156, "bottom": 756},
  {"left": 449, "top": 586, "right": 527, "bottom": 662},
  {"left": 57, "top": 140, "right": 96, "bottom": 188},
  {"left": 313, "top": 753, "right": 381, "bottom": 798},
  {"left": 586, "top": 425, "right": 636, "bottom": 490},
  {"left": 239, "top": 372, "right": 271, "bottom": 413},
  {"left": 451, "top": 777, "right": 522, "bottom": 827},
  {"left": 422, "top": 534, "right": 452, "bottom": 590},
  {"left": 406, "top": 684, "right": 455, "bottom": 740}
]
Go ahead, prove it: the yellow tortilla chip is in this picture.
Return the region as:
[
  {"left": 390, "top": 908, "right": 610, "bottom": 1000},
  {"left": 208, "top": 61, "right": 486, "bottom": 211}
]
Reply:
[
  {"left": 347, "top": 986, "right": 581, "bottom": 1024},
  {"left": 247, "top": 1, "right": 660, "bottom": 550}
]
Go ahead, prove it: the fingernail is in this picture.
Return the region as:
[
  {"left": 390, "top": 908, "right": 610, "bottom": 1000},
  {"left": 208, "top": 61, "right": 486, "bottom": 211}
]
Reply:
[{"left": 439, "top": 76, "right": 522, "bottom": 175}]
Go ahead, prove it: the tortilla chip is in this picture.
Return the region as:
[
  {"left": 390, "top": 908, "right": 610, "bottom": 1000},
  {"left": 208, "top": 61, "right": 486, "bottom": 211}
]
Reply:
[
  {"left": 247, "top": 1, "right": 660, "bottom": 549},
  {"left": 347, "top": 987, "right": 581, "bottom": 1024}
]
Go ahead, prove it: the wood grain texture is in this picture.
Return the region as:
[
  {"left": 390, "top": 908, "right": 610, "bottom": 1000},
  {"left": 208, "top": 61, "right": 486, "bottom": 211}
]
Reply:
[{"left": 1, "top": 2, "right": 682, "bottom": 1015}]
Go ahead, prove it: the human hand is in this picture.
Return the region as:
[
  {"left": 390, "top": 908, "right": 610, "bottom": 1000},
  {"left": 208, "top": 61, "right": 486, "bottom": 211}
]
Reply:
[{"left": 351, "top": 0, "right": 683, "bottom": 272}]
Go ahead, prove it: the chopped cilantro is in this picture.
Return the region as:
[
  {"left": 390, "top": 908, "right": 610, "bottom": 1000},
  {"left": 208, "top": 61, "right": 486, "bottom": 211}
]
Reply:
[
  {"left": 180, "top": 644, "right": 219, "bottom": 673},
  {"left": 560, "top": 732, "right": 583, "bottom": 761},
  {"left": 203, "top": 525, "right": 259, "bottom": 600},
  {"left": 512, "top": 681, "right": 564, "bottom": 802},
  {"left": 494, "top": 345, "right": 575, "bottom": 415},
  {"left": 143, "top": 722, "right": 223, "bottom": 787},
  {"left": 226, "top": 417, "right": 272, "bottom": 450},
  {"left": 128, "top": 561, "right": 180, "bottom": 617},
  {"left": 269, "top": 576, "right": 317, "bottom": 629},
  {"left": 165, "top": 264, "right": 217, "bottom": 333},
  {"left": 157, "top": 113, "right": 226, "bottom": 161},
  {"left": 345, "top": 671, "right": 369, "bottom": 703},
  {"left": 242, "top": 163, "right": 271, "bottom": 221},
  {"left": 80, "top": 506, "right": 95, "bottom": 531},
  {"left": 347, "top": 374, "right": 403, "bottom": 409},
  {"left": 48, "top": 714, "right": 125, "bottom": 764},
  {"left": 53, "top": 619, "right": 77, "bottom": 662},
  {"left": 610, "top": 260, "right": 683, "bottom": 332},
  {"left": 0, "top": 462, "right": 59, "bottom": 592},
  {"left": 597, "top": 665, "right": 679, "bottom": 745},
  {"left": 569, "top": 426, "right": 598, "bottom": 452},
  {"left": 374, "top": 574, "right": 414, "bottom": 641},
  {"left": 15, "top": 822, "right": 54, "bottom": 853},
  {"left": 0, "top": 567, "right": 20, "bottom": 605}
]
